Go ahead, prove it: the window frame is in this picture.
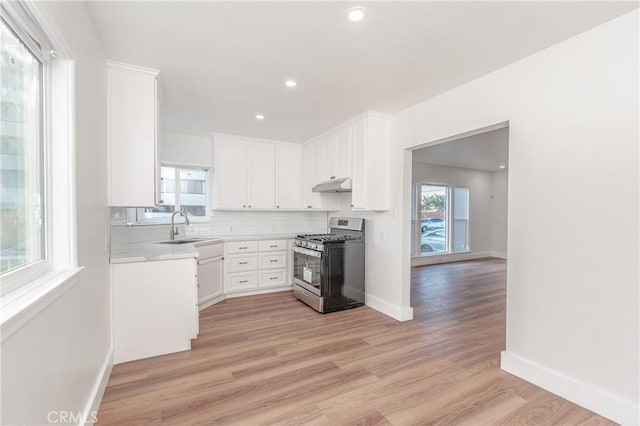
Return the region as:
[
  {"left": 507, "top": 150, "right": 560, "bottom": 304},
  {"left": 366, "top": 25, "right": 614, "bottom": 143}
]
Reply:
[
  {"left": 0, "top": 15, "right": 50, "bottom": 293},
  {"left": 134, "top": 162, "right": 211, "bottom": 224},
  {"left": 0, "top": 1, "right": 76, "bottom": 300},
  {"left": 415, "top": 182, "right": 471, "bottom": 257}
]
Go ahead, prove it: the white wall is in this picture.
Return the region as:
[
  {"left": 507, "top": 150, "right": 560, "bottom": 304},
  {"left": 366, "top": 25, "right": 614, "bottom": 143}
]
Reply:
[
  {"left": 411, "top": 163, "right": 493, "bottom": 265},
  {"left": 490, "top": 170, "right": 508, "bottom": 257},
  {"left": 377, "top": 10, "right": 638, "bottom": 423},
  {"left": 1, "top": 2, "right": 111, "bottom": 425},
  {"left": 161, "top": 132, "right": 211, "bottom": 166}
]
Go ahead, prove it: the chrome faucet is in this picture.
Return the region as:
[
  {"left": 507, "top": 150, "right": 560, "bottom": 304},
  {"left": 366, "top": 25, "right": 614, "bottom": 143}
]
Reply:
[{"left": 169, "top": 210, "right": 190, "bottom": 240}]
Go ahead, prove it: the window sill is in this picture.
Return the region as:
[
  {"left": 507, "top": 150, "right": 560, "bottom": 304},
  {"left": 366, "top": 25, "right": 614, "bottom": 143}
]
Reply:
[{"left": 1, "top": 266, "right": 84, "bottom": 342}]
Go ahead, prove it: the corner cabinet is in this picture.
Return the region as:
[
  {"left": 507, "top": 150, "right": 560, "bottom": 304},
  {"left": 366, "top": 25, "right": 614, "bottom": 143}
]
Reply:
[
  {"left": 213, "top": 134, "right": 302, "bottom": 210},
  {"left": 301, "top": 112, "right": 390, "bottom": 211},
  {"left": 107, "top": 61, "right": 161, "bottom": 207}
]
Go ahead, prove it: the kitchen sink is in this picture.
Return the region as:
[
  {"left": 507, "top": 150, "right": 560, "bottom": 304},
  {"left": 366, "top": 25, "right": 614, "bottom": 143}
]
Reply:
[{"left": 154, "top": 238, "right": 207, "bottom": 244}]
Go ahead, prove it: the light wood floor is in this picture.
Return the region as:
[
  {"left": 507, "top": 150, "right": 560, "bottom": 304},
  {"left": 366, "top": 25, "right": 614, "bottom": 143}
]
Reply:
[{"left": 97, "top": 258, "right": 613, "bottom": 425}]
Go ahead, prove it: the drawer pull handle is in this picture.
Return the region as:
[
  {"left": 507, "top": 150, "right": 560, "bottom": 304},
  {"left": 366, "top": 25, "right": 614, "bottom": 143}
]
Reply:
[
  {"left": 270, "top": 259, "right": 278, "bottom": 263},
  {"left": 239, "top": 261, "right": 248, "bottom": 265},
  {"left": 269, "top": 245, "right": 278, "bottom": 248},
  {"left": 270, "top": 277, "right": 278, "bottom": 280},
  {"left": 239, "top": 280, "right": 248, "bottom": 283},
  {"left": 239, "top": 247, "right": 248, "bottom": 250}
]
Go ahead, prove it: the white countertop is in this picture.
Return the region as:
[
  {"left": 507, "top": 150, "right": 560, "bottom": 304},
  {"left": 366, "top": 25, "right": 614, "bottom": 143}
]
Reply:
[
  {"left": 110, "top": 239, "right": 221, "bottom": 264},
  {"left": 110, "top": 234, "right": 300, "bottom": 264}
]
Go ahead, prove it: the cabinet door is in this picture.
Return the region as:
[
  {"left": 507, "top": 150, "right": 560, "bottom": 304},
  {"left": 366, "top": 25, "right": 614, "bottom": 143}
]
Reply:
[
  {"left": 197, "top": 256, "right": 223, "bottom": 307},
  {"left": 214, "top": 137, "right": 247, "bottom": 208},
  {"left": 334, "top": 125, "right": 352, "bottom": 179},
  {"left": 108, "top": 64, "right": 158, "bottom": 207},
  {"left": 247, "top": 142, "right": 276, "bottom": 209},
  {"left": 351, "top": 117, "right": 367, "bottom": 209},
  {"left": 275, "top": 144, "right": 301, "bottom": 209},
  {"left": 321, "top": 134, "right": 337, "bottom": 181},
  {"left": 302, "top": 140, "right": 321, "bottom": 209}
]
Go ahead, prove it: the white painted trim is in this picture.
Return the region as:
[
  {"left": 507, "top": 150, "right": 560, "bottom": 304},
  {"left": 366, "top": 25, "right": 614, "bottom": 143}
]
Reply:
[
  {"left": 501, "top": 351, "right": 639, "bottom": 425},
  {"left": 82, "top": 348, "right": 113, "bottom": 425},
  {"left": 1, "top": 267, "right": 84, "bottom": 341},
  {"left": 411, "top": 251, "right": 491, "bottom": 267},
  {"left": 198, "top": 294, "right": 226, "bottom": 311},
  {"left": 106, "top": 60, "right": 159, "bottom": 76},
  {"left": 211, "top": 131, "right": 299, "bottom": 146},
  {"left": 225, "top": 286, "right": 293, "bottom": 298},
  {"left": 490, "top": 251, "right": 507, "bottom": 259},
  {"left": 365, "top": 293, "right": 414, "bottom": 322}
]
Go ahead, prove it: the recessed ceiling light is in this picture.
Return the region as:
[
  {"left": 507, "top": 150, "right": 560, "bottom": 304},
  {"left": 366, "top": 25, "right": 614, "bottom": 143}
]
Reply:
[
  {"left": 347, "top": 7, "right": 365, "bottom": 22},
  {"left": 499, "top": 165, "right": 506, "bottom": 169},
  {"left": 255, "top": 114, "right": 264, "bottom": 120},
  {"left": 285, "top": 80, "right": 297, "bottom": 88}
]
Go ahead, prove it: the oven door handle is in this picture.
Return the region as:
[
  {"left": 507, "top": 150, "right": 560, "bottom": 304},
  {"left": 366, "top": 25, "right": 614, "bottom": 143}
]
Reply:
[{"left": 293, "top": 246, "right": 322, "bottom": 258}]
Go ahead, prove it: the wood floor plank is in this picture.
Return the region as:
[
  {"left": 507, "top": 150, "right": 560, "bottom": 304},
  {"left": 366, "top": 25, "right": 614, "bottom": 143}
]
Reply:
[{"left": 97, "top": 258, "right": 614, "bottom": 425}]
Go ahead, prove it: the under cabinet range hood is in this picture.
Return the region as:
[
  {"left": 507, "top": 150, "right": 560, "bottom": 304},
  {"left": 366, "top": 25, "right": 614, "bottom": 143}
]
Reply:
[{"left": 312, "top": 177, "right": 352, "bottom": 193}]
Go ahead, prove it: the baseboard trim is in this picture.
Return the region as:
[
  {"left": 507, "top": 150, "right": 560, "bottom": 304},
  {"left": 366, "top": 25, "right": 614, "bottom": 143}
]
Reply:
[
  {"left": 198, "top": 294, "right": 226, "bottom": 311},
  {"left": 491, "top": 251, "right": 507, "bottom": 259},
  {"left": 501, "top": 351, "right": 639, "bottom": 425},
  {"left": 83, "top": 347, "right": 113, "bottom": 425},
  {"left": 225, "top": 286, "right": 293, "bottom": 299},
  {"left": 365, "top": 294, "right": 413, "bottom": 322},
  {"left": 411, "top": 251, "right": 491, "bottom": 267}
]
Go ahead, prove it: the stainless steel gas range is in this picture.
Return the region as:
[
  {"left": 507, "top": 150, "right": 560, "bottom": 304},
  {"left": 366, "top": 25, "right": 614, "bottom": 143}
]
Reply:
[{"left": 293, "top": 217, "right": 365, "bottom": 313}]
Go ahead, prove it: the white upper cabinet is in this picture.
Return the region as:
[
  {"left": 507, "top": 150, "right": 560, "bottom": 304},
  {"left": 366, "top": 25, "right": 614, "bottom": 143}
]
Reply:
[
  {"left": 213, "top": 134, "right": 301, "bottom": 210},
  {"left": 214, "top": 135, "right": 248, "bottom": 209},
  {"left": 302, "top": 139, "right": 322, "bottom": 209},
  {"left": 107, "top": 61, "right": 160, "bottom": 207},
  {"left": 320, "top": 134, "right": 337, "bottom": 181},
  {"left": 334, "top": 125, "right": 352, "bottom": 180},
  {"left": 247, "top": 142, "right": 276, "bottom": 209},
  {"left": 351, "top": 113, "right": 390, "bottom": 211},
  {"left": 320, "top": 125, "right": 352, "bottom": 181},
  {"left": 275, "top": 144, "right": 302, "bottom": 209}
]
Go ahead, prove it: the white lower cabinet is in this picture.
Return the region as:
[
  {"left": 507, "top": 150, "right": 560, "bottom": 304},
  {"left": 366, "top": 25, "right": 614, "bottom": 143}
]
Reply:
[
  {"left": 112, "top": 257, "right": 198, "bottom": 364},
  {"left": 224, "top": 239, "right": 293, "bottom": 294},
  {"left": 196, "top": 241, "right": 224, "bottom": 310}
]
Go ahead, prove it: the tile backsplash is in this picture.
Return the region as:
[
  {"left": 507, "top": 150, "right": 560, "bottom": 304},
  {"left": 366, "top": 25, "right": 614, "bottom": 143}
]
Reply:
[{"left": 110, "top": 208, "right": 329, "bottom": 248}]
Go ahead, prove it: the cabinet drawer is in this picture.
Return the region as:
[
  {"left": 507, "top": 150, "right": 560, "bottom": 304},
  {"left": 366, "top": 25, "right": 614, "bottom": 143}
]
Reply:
[
  {"left": 259, "top": 269, "right": 287, "bottom": 288},
  {"left": 226, "top": 254, "right": 258, "bottom": 273},
  {"left": 258, "top": 239, "right": 288, "bottom": 252},
  {"left": 259, "top": 251, "right": 287, "bottom": 269},
  {"left": 225, "top": 240, "right": 258, "bottom": 254},
  {"left": 196, "top": 242, "right": 224, "bottom": 260},
  {"left": 226, "top": 272, "right": 258, "bottom": 292}
]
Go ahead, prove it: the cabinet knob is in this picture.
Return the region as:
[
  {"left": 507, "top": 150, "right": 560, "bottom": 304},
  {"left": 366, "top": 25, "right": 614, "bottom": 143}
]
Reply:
[
  {"left": 307, "top": 205, "right": 312, "bottom": 209},
  {"left": 248, "top": 205, "right": 251, "bottom": 208},
  {"left": 243, "top": 205, "right": 246, "bottom": 208},
  {"left": 351, "top": 204, "right": 354, "bottom": 207},
  {"left": 330, "top": 176, "right": 336, "bottom": 180},
  {"left": 158, "top": 200, "right": 164, "bottom": 204},
  {"left": 276, "top": 205, "right": 280, "bottom": 208}
]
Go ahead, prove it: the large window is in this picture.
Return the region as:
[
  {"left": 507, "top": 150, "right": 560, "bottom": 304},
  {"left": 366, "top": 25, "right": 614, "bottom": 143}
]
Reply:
[
  {"left": 418, "top": 184, "right": 470, "bottom": 255},
  {"left": 0, "top": 17, "right": 45, "bottom": 275},
  {"left": 137, "top": 165, "right": 209, "bottom": 222}
]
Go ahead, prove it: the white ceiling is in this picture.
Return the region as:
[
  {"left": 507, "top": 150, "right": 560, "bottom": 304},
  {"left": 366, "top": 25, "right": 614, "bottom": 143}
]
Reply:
[
  {"left": 412, "top": 127, "right": 509, "bottom": 172},
  {"left": 86, "top": 1, "right": 637, "bottom": 142}
]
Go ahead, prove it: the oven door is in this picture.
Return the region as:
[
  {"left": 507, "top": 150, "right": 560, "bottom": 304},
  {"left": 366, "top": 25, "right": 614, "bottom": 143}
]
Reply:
[{"left": 293, "top": 246, "right": 323, "bottom": 296}]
